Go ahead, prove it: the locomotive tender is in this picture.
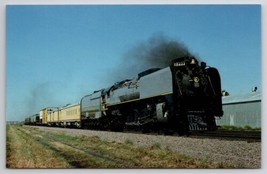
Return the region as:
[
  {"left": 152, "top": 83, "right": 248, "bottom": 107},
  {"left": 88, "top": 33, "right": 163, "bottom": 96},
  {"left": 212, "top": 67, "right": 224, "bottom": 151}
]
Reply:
[{"left": 25, "top": 56, "right": 223, "bottom": 135}]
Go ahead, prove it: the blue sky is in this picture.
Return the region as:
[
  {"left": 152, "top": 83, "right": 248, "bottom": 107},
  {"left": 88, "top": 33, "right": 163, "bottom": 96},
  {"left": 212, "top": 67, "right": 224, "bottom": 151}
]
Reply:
[{"left": 6, "top": 5, "right": 261, "bottom": 121}]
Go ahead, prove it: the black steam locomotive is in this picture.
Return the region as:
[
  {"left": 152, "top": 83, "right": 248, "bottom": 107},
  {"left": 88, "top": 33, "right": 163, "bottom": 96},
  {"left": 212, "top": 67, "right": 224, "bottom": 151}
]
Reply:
[{"left": 80, "top": 56, "right": 223, "bottom": 134}]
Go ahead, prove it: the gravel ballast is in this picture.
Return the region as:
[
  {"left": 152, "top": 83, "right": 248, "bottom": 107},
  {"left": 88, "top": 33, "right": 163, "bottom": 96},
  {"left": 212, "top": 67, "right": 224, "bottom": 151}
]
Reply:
[{"left": 33, "top": 126, "right": 261, "bottom": 168}]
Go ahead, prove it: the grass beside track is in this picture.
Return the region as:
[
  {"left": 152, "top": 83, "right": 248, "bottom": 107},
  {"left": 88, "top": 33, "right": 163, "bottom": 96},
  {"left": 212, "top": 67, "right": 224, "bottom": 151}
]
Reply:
[
  {"left": 6, "top": 125, "right": 243, "bottom": 168},
  {"left": 6, "top": 125, "right": 71, "bottom": 168}
]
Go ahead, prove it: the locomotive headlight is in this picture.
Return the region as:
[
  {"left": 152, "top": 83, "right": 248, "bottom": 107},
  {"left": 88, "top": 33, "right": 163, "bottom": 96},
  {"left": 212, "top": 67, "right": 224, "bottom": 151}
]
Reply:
[
  {"left": 193, "top": 77, "right": 199, "bottom": 83},
  {"left": 194, "top": 77, "right": 200, "bottom": 88}
]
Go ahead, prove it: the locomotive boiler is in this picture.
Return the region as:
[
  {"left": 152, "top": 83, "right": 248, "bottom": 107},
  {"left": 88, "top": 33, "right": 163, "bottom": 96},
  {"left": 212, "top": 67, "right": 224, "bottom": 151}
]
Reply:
[{"left": 80, "top": 56, "right": 223, "bottom": 134}]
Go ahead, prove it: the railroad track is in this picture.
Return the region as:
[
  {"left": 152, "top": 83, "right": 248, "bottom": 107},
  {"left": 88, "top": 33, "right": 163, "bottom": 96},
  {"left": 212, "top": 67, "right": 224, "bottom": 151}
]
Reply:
[
  {"left": 121, "top": 128, "right": 261, "bottom": 142},
  {"left": 25, "top": 125, "right": 261, "bottom": 142},
  {"left": 190, "top": 129, "right": 261, "bottom": 142}
]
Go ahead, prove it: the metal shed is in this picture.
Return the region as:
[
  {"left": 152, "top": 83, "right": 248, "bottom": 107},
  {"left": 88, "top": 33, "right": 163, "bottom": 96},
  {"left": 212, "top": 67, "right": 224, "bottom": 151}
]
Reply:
[{"left": 215, "top": 91, "right": 261, "bottom": 128}]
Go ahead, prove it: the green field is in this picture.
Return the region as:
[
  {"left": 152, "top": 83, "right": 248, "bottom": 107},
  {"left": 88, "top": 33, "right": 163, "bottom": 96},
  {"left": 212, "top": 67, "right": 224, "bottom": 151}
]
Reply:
[{"left": 6, "top": 125, "right": 241, "bottom": 168}]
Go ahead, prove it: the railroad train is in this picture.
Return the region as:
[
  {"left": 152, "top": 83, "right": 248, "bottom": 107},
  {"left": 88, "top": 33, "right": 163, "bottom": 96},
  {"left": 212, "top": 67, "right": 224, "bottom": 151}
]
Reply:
[{"left": 24, "top": 56, "right": 223, "bottom": 135}]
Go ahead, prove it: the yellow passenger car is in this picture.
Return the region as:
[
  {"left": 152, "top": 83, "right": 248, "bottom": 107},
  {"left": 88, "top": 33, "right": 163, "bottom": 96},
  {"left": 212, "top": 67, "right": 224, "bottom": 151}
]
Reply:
[
  {"left": 45, "top": 103, "right": 80, "bottom": 127},
  {"left": 47, "top": 109, "right": 60, "bottom": 126},
  {"left": 40, "top": 107, "right": 58, "bottom": 125},
  {"left": 59, "top": 103, "right": 80, "bottom": 127}
]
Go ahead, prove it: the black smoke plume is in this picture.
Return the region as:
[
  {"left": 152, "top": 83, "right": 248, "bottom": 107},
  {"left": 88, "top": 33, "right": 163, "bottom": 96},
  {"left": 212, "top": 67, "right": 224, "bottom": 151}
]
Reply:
[
  {"left": 109, "top": 34, "right": 195, "bottom": 82},
  {"left": 127, "top": 34, "right": 192, "bottom": 68}
]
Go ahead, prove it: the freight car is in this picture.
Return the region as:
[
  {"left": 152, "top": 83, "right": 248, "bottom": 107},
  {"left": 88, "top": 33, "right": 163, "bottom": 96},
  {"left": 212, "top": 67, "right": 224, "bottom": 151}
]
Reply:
[{"left": 24, "top": 56, "right": 223, "bottom": 135}]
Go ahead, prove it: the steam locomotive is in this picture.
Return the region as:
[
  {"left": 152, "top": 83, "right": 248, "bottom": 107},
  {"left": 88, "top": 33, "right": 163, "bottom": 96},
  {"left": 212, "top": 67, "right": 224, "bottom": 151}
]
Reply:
[{"left": 25, "top": 56, "right": 223, "bottom": 135}]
